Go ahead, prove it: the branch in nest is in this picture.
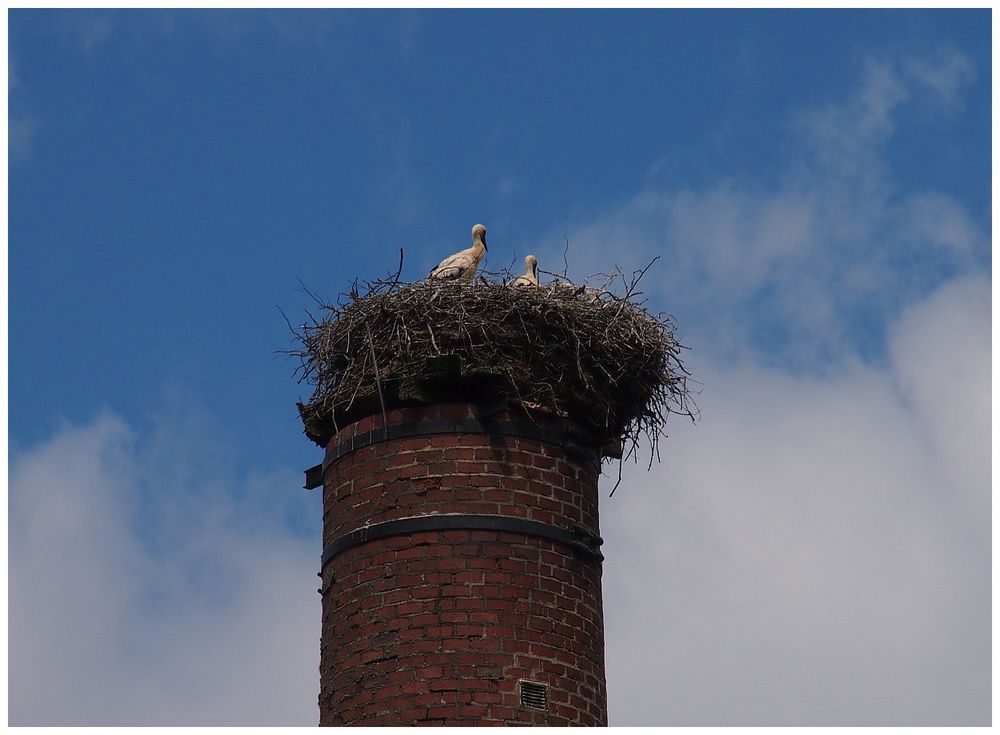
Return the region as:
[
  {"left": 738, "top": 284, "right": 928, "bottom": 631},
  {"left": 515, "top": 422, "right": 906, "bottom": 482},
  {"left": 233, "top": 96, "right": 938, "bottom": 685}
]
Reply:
[{"left": 281, "top": 260, "right": 697, "bottom": 496}]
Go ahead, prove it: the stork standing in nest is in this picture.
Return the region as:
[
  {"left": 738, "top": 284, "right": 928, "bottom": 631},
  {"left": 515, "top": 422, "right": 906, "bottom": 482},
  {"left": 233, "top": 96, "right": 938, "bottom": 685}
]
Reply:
[
  {"left": 512, "top": 254, "right": 539, "bottom": 287},
  {"left": 428, "top": 224, "right": 488, "bottom": 281}
]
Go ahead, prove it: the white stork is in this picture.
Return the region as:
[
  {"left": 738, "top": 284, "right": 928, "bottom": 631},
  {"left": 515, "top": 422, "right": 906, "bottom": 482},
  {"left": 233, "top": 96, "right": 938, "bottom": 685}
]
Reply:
[
  {"left": 512, "top": 255, "right": 539, "bottom": 287},
  {"left": 428, "top": 224, "right": 488, "bottom": 281}
]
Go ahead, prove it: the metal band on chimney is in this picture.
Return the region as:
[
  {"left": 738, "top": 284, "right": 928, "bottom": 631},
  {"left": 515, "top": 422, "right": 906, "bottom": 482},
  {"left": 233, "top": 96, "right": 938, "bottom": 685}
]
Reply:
[
  {"left": 320, "top": 513, "right": 605, "bottom": 569},
  {"left": 303, "top": 417, "right": 600, "bottom": 489}
]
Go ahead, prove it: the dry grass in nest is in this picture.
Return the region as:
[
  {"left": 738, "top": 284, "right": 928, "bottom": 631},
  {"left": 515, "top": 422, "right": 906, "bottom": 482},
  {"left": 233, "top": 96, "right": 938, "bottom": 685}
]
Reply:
[{"left": 285, "top": 260, "right": 697, "bottom": 469}]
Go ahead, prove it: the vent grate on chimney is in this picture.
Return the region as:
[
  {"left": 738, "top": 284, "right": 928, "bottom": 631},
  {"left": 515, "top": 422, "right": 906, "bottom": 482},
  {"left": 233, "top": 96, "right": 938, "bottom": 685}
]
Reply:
[{"left": 519, "top": 680, "right": 549, "bottom": 711}]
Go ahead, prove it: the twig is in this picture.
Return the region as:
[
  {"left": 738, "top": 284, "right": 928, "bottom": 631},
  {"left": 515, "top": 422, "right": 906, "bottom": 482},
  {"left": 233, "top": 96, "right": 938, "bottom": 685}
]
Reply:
[
  {"left": 283, "top": 267, "right": 697, "bottom": 482},
  {"left": 609, "top": 457, "right": 624, "bottom": 497},
  {"left": 364, "top": 320, "right": 389, "bottom": 440}
]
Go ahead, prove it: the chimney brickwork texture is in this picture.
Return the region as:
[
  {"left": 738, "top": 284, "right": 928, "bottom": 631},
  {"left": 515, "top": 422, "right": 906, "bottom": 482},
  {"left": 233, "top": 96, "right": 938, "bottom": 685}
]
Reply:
[{"left": 317, "top": 402, "right": 608, "bottom": 726}]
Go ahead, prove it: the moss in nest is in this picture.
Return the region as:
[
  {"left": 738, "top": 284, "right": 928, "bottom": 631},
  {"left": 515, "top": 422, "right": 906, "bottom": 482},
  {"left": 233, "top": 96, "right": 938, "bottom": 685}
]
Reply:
[{"left": 287, "top": 268, "right": 696, "bottom": 461}]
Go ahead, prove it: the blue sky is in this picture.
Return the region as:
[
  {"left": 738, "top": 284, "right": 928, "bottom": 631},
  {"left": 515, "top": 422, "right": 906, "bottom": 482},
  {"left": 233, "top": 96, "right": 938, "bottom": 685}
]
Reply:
[{"left": 8, "top": 9, "right": 991, "bottom": 726}]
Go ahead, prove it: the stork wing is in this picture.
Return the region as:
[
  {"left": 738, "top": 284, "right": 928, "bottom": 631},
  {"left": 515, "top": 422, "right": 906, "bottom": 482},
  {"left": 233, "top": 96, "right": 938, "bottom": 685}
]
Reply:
[{"left": 429, "top": 250, "right": 474, "bottom": 280}]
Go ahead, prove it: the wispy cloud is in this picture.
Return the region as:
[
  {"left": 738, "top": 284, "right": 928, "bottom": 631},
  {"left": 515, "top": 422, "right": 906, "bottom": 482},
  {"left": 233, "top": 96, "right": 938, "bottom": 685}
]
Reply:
[
  {"left": 9, "top": 116, "right": 36, "bottom": 163},
  {"left": 528, "top": 48, "right": 985, "bottom": 368},
  {"left": 55, "top": 10, "right": 115, "bottom": 53},
  {"left": 9, "top": 55, "right": 36, "bottom": 164},
  {"left": 900, "top": 47, "right": 976, "bottom": 112}
]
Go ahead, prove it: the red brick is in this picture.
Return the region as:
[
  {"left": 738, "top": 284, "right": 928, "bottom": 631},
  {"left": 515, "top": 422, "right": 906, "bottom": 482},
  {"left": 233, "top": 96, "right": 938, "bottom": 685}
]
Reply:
[
  {"left": 438, "top": 404, "right": 473, "bottom": 420},
  {"left": 429, "top": 678, "right": 463, "bottom": 692},
  {"left": 472, "top": 691, "right": 503, "bottom": 704},
  {"left": 318, "top": 404, "right": 607, "bottom": 727},
  {"left": 430, "top": 434, "right": 462, "bottom": 448}
]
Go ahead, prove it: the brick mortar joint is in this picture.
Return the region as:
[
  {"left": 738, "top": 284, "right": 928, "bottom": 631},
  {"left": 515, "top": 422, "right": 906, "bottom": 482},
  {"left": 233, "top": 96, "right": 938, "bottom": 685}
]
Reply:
[{"left": 320, "top": 410, "right": 602, "bottom": 478}]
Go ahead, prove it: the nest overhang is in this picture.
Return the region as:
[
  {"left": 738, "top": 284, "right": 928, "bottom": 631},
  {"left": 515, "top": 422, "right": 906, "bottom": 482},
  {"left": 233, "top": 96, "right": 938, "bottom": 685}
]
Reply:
[{"left": 291, "top": 279, "right": 694, "bottom": 458}]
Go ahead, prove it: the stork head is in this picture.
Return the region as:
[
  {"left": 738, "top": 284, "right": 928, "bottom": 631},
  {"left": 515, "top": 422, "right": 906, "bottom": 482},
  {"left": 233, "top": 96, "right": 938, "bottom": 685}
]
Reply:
[
  {"left": 525, "top": 254, "right": 538, "bottom": 274},
  {"left": 472, "top": 223, "right": 488, "bottom": 250}
]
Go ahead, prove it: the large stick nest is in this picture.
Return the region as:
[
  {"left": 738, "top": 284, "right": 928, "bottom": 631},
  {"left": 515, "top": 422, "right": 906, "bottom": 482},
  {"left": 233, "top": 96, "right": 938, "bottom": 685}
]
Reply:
[{"left": 287, "top": 263, "right": 696, "bottom": 461}]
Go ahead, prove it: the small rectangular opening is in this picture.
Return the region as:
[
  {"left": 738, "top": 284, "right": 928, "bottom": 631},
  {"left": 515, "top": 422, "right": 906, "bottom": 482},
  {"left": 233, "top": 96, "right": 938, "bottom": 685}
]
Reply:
[
  {"left": 303, "top": 464, "right": 323, "bottom": 490},
  {"left": 519, "top": 680, "right": 548, "bottom": 711}
]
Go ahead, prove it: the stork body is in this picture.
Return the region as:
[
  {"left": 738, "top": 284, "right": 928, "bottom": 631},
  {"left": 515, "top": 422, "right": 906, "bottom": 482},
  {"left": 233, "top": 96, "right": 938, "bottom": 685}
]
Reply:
[
  {"left": 428, "top": 224, "right": 488, "bottom": 281},
  {"left": 512, "top": 254, "right": 539, "bottom": 287}
]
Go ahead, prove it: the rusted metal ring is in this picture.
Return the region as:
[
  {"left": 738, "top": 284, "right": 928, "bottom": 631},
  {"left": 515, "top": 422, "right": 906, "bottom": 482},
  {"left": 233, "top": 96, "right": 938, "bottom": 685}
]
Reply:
[{"left": 320, "top": 513, "right": 605, "bottom": 568}]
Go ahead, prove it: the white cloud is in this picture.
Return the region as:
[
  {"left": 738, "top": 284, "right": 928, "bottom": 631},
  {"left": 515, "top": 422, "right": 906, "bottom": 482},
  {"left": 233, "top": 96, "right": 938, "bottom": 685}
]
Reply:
[
  {"left": 56, "top": 11, "right": 114, "bottom": 54},
  {"left": 522, "top": 47, "right": 989, "bottom": 725},
  {"left": 887, "top": 275, "right": 991, "bottom": 531},
  {"left": 9, "top": 116, "right": 37, "bottom": 163},
  {"left": 7, "top": 39, "right": 986, "bottom": 728},
  {"left": 901, "top": 48, "right": 976, "bottom": 112},
  {"left": 527, "top": 48, "right": 985, "bottom": 369},
  {"left": 9, "top": 411, "right": 320, "bottom": 726},
  {"left": 894, "top": 191, "right": 982, "bottom": 257},
  {"left": 599, "top": 274, "right": 990, "bottom": 725},
  {"left": 9, "top": 55, "right": 36, "bottom": 164},
  {"left": 10, "top": 277, "right": 986, "bottom": 726},
  {"left": 793, "top": 56, "right": 907, "bottom": 188}
]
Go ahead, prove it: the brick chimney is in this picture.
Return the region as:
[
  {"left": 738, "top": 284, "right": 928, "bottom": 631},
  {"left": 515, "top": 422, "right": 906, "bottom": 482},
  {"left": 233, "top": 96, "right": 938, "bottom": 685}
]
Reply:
[{"left": 305, "top": 400, "right": 607, "bottom": 725}]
